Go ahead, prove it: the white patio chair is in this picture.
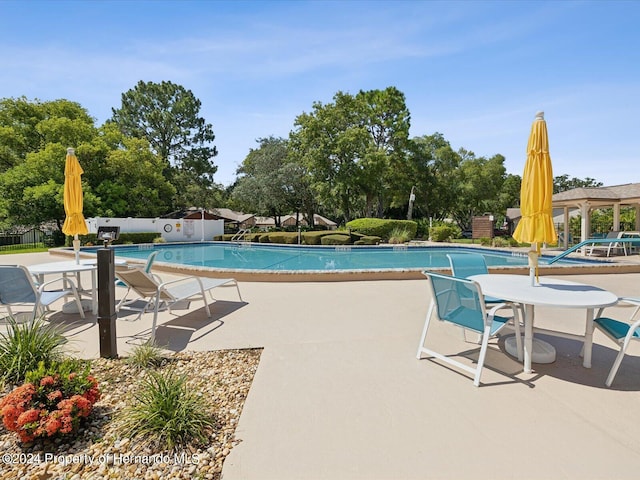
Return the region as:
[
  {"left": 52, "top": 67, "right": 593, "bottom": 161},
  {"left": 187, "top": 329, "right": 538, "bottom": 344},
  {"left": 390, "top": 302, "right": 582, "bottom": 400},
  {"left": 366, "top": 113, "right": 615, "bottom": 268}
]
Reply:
[
  {"left": 0, "top": 265, "right": 85, "bottom": 322},
  {"left": 593, "top": 297, "right": 640, "bottom": 387},
  {"left": 114, "top": 268, "right": 242, "bottom": 339},
  {"left": 417, "top": 271, "right": 521, "bottom": 387},
  {"left": 447, "top": 253, "right": 524, "bottom": 359}
]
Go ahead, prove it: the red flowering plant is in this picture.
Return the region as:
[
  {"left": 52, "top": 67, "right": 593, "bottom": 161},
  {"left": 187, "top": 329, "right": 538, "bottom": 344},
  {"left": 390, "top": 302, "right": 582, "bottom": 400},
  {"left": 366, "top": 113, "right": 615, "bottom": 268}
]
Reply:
[{"left": 0, "top": 360, "right": 100, "bottom": 443}]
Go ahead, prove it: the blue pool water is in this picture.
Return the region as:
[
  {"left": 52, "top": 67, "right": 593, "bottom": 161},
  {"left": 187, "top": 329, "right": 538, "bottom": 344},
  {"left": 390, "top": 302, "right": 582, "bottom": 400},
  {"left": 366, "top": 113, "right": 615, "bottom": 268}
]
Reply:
[{"left": 85, "top": 243, "right": 598, "bottom": 272}]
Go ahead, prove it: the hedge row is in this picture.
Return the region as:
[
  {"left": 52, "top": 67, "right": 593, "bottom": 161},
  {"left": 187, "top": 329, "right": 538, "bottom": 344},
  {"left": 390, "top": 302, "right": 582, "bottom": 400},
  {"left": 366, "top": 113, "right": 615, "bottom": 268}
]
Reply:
[
  {"left": 213, "top": 231, "right": 381, "bottom": 245},
  {"left": 70, "top": 232, "right": 158, "bottom": 246},
  {"left": 345, "top": 218, "right": 417, "bottom": 240}
]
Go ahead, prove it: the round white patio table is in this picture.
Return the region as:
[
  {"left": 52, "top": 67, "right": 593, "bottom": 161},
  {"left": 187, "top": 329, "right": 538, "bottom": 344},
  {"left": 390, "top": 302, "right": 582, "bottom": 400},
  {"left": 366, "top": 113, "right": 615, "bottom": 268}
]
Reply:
[
  {"left": 28, "top": 260, "right": 98, "bottom": 314},
  {"left": 468, "top": 274, "right": 618, "bottom": 374}
]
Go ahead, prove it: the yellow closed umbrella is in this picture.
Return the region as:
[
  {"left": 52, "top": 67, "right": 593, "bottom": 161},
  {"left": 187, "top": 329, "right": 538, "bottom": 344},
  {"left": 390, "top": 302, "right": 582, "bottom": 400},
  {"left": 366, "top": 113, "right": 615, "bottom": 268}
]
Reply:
[
  {"left": 61, "top": 147, "right": 88, "bottom": 263},
  {"left": 512, "top": 112, "right": 557, "bottom": 284}
]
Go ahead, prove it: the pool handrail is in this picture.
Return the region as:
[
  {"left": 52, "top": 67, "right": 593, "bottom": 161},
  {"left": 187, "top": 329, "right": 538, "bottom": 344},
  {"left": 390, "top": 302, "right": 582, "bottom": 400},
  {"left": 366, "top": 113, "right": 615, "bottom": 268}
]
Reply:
[{"left": 548, "top": 237, "right": 640, "bottom": 264}]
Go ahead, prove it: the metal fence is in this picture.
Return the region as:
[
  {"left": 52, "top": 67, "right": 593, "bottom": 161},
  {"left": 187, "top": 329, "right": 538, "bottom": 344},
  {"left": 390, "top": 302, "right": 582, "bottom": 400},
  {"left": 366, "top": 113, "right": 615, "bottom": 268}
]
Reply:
[
  {"left": 555, "top": 220, "right": 637, "bottom": 246},
  {"left": 0, "top": 228, "right": 51, "bottom": 252}
]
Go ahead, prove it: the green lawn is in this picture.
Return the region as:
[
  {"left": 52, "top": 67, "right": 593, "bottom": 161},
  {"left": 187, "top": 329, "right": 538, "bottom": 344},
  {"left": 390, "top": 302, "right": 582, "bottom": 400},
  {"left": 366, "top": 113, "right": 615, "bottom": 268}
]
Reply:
[{"left": 0, "top": 246, "right": 50, "bottom": 255}]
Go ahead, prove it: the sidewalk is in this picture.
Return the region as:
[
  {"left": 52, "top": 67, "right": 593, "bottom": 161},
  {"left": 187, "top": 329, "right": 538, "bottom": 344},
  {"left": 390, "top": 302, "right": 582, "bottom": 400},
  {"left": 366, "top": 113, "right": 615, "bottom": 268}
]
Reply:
[{"left": 3, "top": 252, "right": 640, "bottom": 479}]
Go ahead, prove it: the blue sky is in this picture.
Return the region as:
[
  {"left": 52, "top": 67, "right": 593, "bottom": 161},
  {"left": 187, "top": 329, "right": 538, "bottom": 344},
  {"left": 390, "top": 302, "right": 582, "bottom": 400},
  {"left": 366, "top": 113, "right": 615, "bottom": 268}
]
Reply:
[{"left": 1, "top": 0, "right": 638, "bottom": 187}]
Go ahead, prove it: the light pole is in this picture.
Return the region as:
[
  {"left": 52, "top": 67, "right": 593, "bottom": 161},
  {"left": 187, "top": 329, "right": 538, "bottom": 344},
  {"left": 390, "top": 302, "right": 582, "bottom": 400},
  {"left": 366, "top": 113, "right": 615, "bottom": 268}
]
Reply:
[{"left": 407, "top": 186, "right": 416, "bottom": 220}]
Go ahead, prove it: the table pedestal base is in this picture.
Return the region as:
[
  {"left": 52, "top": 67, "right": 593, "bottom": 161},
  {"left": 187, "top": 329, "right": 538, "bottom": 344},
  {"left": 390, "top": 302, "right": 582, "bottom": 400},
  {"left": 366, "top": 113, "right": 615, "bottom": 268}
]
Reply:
[
  {"left": 62, "top": 299, "right": 93, "bottom": 314},
  {"left": 505, "top": 335, "right": 556, "bottom": 364}
]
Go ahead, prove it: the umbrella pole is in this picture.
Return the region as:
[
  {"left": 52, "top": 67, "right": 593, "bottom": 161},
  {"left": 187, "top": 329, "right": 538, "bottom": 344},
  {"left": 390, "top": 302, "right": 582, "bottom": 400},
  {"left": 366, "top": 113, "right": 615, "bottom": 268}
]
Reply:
[
  {"left": 528, "top": 243, "right": 539, "bottom": 286},
  {"left": 73, "top": 234, "right": 80, "bottom": 264}
]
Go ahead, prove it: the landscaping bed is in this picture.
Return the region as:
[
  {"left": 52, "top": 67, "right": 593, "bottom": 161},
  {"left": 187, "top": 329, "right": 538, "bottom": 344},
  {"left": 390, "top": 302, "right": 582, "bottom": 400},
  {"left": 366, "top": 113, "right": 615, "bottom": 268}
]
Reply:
[{"left": 0, "top": 349, "right": 261, "bottom": 479}]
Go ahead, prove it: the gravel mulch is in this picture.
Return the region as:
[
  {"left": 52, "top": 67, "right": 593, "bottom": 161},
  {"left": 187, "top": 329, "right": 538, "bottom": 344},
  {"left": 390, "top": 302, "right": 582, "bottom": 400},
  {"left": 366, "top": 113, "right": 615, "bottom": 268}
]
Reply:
[{"left": 0, "top": 349, "right": 262, "bottom": 480}]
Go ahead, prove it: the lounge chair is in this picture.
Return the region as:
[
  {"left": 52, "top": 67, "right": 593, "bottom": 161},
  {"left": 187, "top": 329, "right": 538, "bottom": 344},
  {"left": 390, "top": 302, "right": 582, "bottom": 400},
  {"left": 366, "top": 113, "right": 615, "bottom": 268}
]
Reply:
[
  {"left": 0, "top": 265, "right": 85, "bottom": 322},
  {"left": 417, "top": 271, "right": 520, "bottom": 386},
  {"left": 115, "top": 250, "right": 158, "bottom": 288},
  {"left": 586, "top": 231, "right": 627, "bottom": 257},
  {"left": 114, "top": 268, "right": 242, "bottom": 339},
  {"left": 593, "top": 297, "right": 640, "bottom": 387}
]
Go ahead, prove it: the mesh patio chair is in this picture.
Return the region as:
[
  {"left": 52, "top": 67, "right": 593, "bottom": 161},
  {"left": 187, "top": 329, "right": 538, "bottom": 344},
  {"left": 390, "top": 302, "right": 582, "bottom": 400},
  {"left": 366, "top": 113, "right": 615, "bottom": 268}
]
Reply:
[
  {"left": 417, "top": 271, "right": 520, "bottom": 386},
  {"left": 447, "top": 253, "right": 523, "bottom": 359},
  {"left": 593, "top": 297, "right": 640, "bottom": 387},
  {"left": 0, "top": 265, "right": 85, "bottom": 323}
]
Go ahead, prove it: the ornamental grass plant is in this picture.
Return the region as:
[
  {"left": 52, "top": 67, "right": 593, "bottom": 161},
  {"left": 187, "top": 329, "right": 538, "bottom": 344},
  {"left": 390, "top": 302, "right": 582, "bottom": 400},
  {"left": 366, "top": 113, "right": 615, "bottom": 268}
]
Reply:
[
  {"left": 117, "top": 368, "right": 216, "bottom": 450},
  {"left": 388, "top": 227, "right": 412, "bottom": 244},
  {"left": 0, "top": 317, "right": 67, "bottom": 385},
  {"left": 126, "top": 339, "right": 166, "bottom": 369}
]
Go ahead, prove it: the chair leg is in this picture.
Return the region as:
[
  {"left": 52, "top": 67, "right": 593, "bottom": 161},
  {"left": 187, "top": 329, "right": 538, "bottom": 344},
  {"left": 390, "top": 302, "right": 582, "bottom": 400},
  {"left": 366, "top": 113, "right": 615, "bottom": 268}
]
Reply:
[
  {"left": 416, "top": 302, "right": 435, "bottom": 358},
  {"left": 605, "top": 344, "right": 627, "bottom": 388},
  {"left": 473, "top": 326, "right": 492, "bottom": 387},
  {"left": 151, "top": 295, "right": 161, "bottom": 341}
]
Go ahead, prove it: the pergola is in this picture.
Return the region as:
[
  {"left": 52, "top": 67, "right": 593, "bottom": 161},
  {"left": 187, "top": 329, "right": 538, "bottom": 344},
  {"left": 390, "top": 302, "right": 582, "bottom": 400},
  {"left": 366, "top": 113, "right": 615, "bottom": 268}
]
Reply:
[{"left": 552, "top": 183, "right": 640, "bottom": 249}]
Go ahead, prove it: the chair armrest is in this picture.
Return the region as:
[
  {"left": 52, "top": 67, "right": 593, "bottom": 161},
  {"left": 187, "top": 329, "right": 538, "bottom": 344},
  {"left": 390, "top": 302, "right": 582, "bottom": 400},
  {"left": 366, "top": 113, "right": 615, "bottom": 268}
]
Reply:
[
  {"left": 487, "top": 303, "right": 510, "bottom": 316},
  {"left": 618, "top": 297, "right": 640, "bottom": 321},
  {"left": 157, "top": 276, "right": 205, "bottom": 297},
  {"left": 619, "top": 297, "right": 640, "bottom": 306},
  {"left": 38, "top": 276, "right": 78, "bottom": 293},
  {"left": 158, "top": 276, "right": 202, "bottom": 290}
]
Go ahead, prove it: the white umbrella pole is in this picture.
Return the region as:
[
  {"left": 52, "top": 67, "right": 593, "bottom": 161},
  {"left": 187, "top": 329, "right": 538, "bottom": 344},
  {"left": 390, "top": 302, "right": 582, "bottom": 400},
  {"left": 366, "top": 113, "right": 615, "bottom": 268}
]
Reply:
[
  {"left": 528, "top": 243, "right": 539, "bottom": 286},
  {"left": 73, "top": 234, "right": 80, "bottom": 264}
]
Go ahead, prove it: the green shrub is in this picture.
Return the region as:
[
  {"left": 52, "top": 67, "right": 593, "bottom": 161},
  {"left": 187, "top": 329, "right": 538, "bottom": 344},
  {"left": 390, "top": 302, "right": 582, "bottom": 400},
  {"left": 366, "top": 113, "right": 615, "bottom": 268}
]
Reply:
[
  {"left": 266, "top": 232, "right": 300, "bottom": 244},
  {"left": 492, "top": 237, "right": 514, "bottom": 248},
  {"left": 258, "top": 234, "right": 270, "bottom": 243},
  {"left": 414, "top": 218, "right": 430, "bottom": 239},
  {"left": 117, "top": 369, "right": 215, "bottom": 449},
  {"left": 0, "top": 317, "right": 67, "bottom": 384},
  {"left": 354, "top": 235, "right": 381, "bottom": 245},
  {"left": 302, "top": 231, "right": 341, "bottom": 245},
  {"left": 429, "top": 224, "right": 461, "bottom": 242},
  {"left": 508, "top": 237, "right": 520, "bottom": 247},
  {"left": 346, "top": 218, "right": 417, "bottom": 241},
  {"left": 75, "top": 232, "right": 157, "bottom": 246},
  {"left": 320, "top": 234, "right": 351, "bottom": 245},
  {"left": 2, "top": 359, "right": 100, "bottom": 443}
]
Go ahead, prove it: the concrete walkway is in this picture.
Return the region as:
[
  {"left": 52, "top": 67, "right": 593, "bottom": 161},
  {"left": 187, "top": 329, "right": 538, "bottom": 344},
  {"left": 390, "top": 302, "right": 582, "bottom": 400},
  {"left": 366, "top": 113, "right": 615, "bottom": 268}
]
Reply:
[{"left": 3, "top": 252, "right": 640, "bottom": 479}]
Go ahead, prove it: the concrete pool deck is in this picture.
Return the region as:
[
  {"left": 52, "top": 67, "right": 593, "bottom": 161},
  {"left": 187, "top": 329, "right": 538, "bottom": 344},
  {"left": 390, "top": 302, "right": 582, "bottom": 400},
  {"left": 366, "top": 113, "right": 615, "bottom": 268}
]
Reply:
[{"left": 3, "top": 251, "right": 640, "bottom": 479}]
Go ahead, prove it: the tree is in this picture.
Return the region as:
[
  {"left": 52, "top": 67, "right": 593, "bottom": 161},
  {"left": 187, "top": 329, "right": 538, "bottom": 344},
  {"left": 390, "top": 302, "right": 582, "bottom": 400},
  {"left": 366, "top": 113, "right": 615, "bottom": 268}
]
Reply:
[
  {"left": 0, "top": 101, "right": 177, "bottom": 231},
  {"left": 448, "top": 152, "right": 508, "bottom": 231},
  {"left": 232, "top": 137, "right": 313, "bottom": 226},
  {"left": 0, "top": 97, "right": 95, "bottom": 171},
  {"left": 356, "top": 87, "right": 411, "bottom": 217},
  {"left": 553, "top": 174, "right": 603, "bottom": 193},
  {"left": 110, "top": 80, "right": 219, "bottom": 208},
  {"left": 289, "top": 87, "right": 410, "bottom": 223},
  {"left": 398, "top": 133, "right": 461, "bottom": 222},
  {"left": 92, "top": 128, "right": 176, "bottom": 218},
  {"left": 0, "top": 144, "right": 95, "bottom": 230}
]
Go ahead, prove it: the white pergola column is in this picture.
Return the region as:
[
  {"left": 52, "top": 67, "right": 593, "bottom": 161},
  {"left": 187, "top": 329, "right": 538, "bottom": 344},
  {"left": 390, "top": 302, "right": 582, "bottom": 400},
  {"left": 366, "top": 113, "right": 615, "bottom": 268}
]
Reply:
[
  {"left": 613, "top": 203, "right": 621, "bottom": 231},
  {"left": 563, "top": 206, "right": 569, "bottom": 249},
  {"left": 580, "top": 201, "right": 591, "bottom": 256}
]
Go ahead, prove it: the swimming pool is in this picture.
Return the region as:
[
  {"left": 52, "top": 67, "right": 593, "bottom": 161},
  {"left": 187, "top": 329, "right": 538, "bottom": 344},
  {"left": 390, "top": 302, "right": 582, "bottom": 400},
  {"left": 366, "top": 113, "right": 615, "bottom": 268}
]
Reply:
[{"left": 75, "top": 242, "right": 623, "bottom": 282}]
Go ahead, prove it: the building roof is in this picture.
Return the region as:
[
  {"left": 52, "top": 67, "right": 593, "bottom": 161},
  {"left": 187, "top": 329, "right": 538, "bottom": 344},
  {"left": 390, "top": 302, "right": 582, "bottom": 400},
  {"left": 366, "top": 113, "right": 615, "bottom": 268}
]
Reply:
[
  {"left": 210, "top": 208, "right": 255, "bottom": 223},
  {"left": 552, "top": 183, "right": 640, "bottom": 207}
]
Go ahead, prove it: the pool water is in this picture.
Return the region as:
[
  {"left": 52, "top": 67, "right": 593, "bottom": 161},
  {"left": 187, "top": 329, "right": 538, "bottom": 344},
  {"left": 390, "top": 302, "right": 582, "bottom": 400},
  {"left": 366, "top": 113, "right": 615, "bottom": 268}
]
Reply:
[{"left": 89, "top": 243, "right": 597, "bottom": 272}]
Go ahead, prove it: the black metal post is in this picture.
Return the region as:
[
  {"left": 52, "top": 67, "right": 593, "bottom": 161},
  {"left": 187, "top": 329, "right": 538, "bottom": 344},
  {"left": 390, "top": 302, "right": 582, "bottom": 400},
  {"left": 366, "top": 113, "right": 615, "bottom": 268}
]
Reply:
[{"left": 97, "top": 246, "right": 118, "bottom": 358}]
